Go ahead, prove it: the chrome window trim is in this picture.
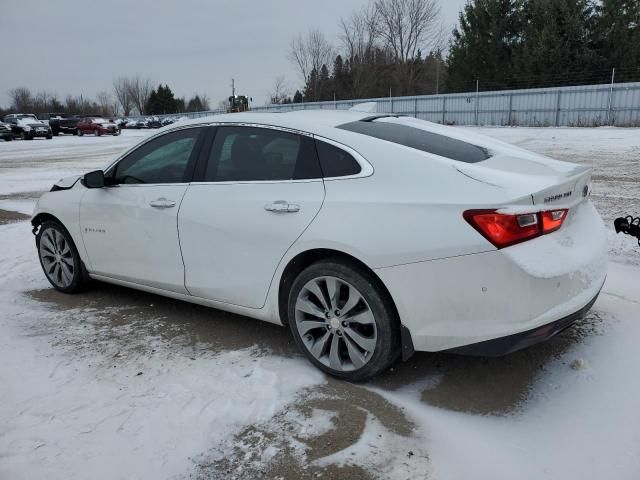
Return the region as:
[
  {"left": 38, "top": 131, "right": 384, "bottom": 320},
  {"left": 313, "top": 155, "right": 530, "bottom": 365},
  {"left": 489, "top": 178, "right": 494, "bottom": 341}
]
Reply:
[
  {"left": 105, "top": 121, "right": 374, "bottom": 184},
  {"left": 104, "top": 124, "right": 208, "bottom": 174},
  {"left": 311, "top": 135, "right": 374, "bottom": 180}
]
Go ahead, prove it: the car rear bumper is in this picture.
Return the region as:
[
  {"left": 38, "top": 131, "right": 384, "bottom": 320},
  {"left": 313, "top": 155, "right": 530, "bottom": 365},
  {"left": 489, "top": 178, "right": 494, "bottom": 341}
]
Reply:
[
  {"left": 444, "top": 288, "right": 600, "bottom": 356},
  {"left": 375, "top": 200, "right": 608, "bottom": 353}
]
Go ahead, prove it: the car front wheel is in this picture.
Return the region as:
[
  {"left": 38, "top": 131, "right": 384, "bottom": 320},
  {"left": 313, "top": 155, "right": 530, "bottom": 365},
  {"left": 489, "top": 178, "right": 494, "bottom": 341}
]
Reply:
[
  {"left": 36, "top": 221, "right": 88, "bottom": 293},
  {"left": 288, "top": 260, "right": 400, "bottom": 381}
]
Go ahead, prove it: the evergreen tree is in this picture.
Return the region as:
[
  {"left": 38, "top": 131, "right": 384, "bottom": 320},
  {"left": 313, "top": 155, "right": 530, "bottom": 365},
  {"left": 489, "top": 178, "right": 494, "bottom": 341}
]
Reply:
[
  {"left": 446, "top": 0, "right": 523, "bottom": 91},
  {"left": 319, "top": 64, "right": 331, "bottom": 101},
  {"left": 292, "top": 90, "right": 303, "bottom": 103},
  {"left": 303, "top": 68, "right": 320, "bottom": 101},
  {"left": 594, "top": 0, "right": 640, "bottom": 80},
  {"left": 515, "top": 0, "right": 597, "bottom": 86}
]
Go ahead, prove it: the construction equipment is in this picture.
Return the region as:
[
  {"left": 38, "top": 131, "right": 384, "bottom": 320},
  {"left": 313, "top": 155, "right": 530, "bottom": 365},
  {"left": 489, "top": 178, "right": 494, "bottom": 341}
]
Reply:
[
  {"left": 227, "top": 95, "right": 251, "bottom": 113},
  {"left": 614, "top": 215, "right": 640, "bottom": 246}
]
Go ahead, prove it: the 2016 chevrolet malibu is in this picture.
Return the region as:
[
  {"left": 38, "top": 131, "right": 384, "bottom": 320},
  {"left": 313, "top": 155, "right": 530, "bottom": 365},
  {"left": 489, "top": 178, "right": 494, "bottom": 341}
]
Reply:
[{"left": 31, "top": 110, "right": 607, "bottom": 381}]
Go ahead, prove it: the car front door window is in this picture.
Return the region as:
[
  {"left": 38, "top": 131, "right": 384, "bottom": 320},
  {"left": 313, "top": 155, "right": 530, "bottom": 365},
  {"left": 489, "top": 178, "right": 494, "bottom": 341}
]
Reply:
[{"left": 113, "top": 128, "right": 201, "bottom": 184}]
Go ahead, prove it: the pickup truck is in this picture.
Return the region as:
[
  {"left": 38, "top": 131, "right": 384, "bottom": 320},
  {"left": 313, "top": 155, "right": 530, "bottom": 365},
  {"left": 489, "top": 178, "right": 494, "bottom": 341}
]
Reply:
[{"left": 40, "top": 113, "right": 81, "bottom": 136}]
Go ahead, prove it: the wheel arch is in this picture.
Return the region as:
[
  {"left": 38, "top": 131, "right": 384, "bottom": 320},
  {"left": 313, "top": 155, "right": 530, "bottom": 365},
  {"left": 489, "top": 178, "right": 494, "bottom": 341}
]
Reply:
[
  {"left": 32, "top": 212, "right": 91, "bottom": 282},
  {"left": 31, "top": 212, "right": 64, "bottom": 234},
  {"left": 277, "top": 248, "right": 415, "bottom": 360}
]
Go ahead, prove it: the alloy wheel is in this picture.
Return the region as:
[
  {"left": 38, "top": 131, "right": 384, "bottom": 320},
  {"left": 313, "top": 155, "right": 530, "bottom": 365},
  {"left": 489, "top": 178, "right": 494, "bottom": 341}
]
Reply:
[
  {"left": 39, "top": 227, "right": 75, "bottom": 289},
  {"left": 294, "top": 276, "right": 377, "bottom": 372}
]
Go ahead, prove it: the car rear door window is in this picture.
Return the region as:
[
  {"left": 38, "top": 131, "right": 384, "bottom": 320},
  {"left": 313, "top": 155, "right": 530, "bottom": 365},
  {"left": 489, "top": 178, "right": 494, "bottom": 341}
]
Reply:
[
  {"left": 338, "top": 118, "right": 489, "bottom": 163},
  {"left": 315, "top": 140, "right": 362, "bottom": 177},
  {"left": 112, "top": 128, "right": 202, "bottom": 184},
  {"left": 204, "top": 126, "right": 321, "bottom": 182}
]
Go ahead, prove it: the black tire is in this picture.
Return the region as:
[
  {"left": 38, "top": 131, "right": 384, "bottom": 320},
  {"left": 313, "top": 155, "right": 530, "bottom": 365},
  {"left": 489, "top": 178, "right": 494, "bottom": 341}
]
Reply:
[
  {"left": 287, "top": 260, "right": 400, "bottom": 381},
  {"left": 3, "top": 135, "right": 11, "bottom": 142},
  {"left": 36, "top": 220, "right": 89, "bottom": 294},
  {"left": 46, "top": 134, "right": 52, "bottom": 140}
]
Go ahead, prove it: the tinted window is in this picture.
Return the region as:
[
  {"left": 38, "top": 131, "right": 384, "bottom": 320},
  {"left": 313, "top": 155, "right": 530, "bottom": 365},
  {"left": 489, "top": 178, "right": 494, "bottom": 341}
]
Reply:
[
  {"left": 315, "top": 140, "right": 362, "bottom": 177},
  {"left": 204, "top": 126, "right": 321, "bottom": 182},
  {"left": 338, "top": 120, "right": 489, "bottom": 163},
  {"left": 113, "top": 128, "right": 201, "bottom": 184}
]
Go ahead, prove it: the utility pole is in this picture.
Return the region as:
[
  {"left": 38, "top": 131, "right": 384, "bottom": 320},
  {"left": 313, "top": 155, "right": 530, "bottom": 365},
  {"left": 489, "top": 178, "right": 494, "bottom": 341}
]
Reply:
[
  {"left": 475, "top": 79, "right": 479, "bottom": 125},
  {"left": 607, "top": 68, "right": 616, "bottom": 126},
  {"left": 231, "top": 78, "right": 235, "bottom": 97}
]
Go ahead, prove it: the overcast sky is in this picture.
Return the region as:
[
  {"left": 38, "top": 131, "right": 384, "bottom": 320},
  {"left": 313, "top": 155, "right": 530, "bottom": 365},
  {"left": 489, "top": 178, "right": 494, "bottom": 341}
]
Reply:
[{"left": 0, "top": 0, "right": 466, "bottom": 110}]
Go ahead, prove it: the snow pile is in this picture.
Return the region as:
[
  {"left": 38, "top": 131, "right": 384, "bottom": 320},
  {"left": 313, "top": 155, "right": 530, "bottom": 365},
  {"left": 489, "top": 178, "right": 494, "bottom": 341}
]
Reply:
[{"left": 0, "top": 209, "right": 324, "bottom": 480}]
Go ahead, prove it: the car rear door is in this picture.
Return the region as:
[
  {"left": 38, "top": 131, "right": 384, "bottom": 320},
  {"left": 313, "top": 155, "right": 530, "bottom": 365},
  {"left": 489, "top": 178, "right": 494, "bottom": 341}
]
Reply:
[
  {"left": 79, "top": 126, "right": 206, "bottom": 293},
  {"left": 179, "top": 124, "right": 325, "bottom": 308}
]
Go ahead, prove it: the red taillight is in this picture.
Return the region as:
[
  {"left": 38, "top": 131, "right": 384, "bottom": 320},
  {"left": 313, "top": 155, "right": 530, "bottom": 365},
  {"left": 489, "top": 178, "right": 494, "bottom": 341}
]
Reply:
[
  {"left": 464, "top": 208, "right": 568, "bottom": 248},
  {"left": 540, "top": 209, "right": 567, "bottom": 233}
]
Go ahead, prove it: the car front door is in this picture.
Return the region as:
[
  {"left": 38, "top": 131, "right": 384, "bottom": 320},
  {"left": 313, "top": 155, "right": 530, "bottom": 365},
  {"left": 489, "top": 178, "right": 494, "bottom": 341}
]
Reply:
[
  {"left": 179, "top": 125, "right": 325, "bottom": 308},
  {"left": 79, "top": 126, "right": 206, "bottom": 293}
]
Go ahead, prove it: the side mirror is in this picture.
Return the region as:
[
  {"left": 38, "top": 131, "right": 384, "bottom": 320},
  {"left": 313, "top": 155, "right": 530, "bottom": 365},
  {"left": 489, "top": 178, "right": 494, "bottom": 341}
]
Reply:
[{"left": 83, "top": 170, "right": 105, "bottom": 188}]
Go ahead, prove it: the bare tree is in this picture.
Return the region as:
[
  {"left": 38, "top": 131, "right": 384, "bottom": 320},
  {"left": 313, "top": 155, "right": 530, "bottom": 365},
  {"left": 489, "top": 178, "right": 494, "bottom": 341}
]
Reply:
[
  {"left": 268, "top": 75, "right": 290, "bottom": 104},
  {"left": 340, "top": 4, "right": 380, "bottom": 97},
  {"left": 96, "top": 91, "right": 113, "bottom": 117},
  {"left": 8, "top": 87, "right": 33, "bottom": 111},
  {"left": 126, "top": 76, "right": 153, "bottom": 115},
  {"left": 113, "top": 77, "right": 133, "bottom": 116},
  {"left": 373, "top": 0, "right": 441, "bottom": 64},
  {"left": 65, "top": 94, "right": 93, "bottom": 115},
  {"left": 287, "top": 29, "right": 334, "bottom": 85},
  {"left": 199, "top": 93, "right": 211, "bottom": 111}
]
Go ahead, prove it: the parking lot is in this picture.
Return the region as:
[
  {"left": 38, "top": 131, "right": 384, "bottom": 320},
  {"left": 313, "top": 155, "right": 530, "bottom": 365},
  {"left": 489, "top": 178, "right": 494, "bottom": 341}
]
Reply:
[{"left": 1, "top": 127, "right": 639, "bottom": 479}]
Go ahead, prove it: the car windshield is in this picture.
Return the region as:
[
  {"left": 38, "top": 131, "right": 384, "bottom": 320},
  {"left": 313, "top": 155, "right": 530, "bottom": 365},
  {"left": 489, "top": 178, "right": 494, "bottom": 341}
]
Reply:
[
  {"left": 18, "top": 118, "right": 41, "bottom": 125},
  {"left": 92, "top": 118, "right": 108, "bottom": 123}
]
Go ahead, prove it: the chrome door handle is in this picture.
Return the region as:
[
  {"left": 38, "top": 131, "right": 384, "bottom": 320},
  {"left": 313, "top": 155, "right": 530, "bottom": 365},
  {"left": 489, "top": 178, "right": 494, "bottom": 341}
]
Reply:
[
  {"left": 265, "top": 201, "right": 300, "bottom": 213},
  {"left": 149, "top": 198, "right": 176, "bottom": 208}
]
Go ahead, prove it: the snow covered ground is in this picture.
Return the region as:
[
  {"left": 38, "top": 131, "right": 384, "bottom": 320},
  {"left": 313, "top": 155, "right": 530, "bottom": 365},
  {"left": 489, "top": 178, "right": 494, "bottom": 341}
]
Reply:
[{"left": 0, "top": 127, "right": 639, "bottom": 479}]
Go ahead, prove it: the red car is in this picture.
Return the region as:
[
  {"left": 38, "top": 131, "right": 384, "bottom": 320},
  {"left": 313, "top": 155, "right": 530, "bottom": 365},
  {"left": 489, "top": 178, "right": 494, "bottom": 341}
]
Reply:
[{"left": 76, "top": 117, "right": 120, "bottom": 136}]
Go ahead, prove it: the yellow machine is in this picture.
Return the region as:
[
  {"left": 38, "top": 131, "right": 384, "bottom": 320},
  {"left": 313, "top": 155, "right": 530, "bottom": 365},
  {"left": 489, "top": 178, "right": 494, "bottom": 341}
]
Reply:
[{"left": 227, "top": 95, "right": 250, "bottom": 113}]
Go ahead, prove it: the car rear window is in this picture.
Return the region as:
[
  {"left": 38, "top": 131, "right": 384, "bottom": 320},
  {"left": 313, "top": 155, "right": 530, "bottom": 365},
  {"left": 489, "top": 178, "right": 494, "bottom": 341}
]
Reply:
[
  {"left": 337, "top": 119, "right": 489, "bottom": 163},
  {"left": 315, "top": 140, "right": 362, "bottom": 177}
]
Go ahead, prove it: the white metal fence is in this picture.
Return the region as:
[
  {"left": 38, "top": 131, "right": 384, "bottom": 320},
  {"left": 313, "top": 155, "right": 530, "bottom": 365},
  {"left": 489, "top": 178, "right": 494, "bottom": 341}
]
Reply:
[{"left": 142, "top": 81, "right": 640, "bottom": 127}]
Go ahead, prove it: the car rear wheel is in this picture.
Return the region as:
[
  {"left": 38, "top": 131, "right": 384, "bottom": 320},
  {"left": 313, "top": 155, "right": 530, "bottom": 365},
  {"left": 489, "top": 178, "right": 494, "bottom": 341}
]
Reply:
[
  {"left": 36, "top": 221, "right": 88, "bottom": 293},
  {"left": 3, "top": 135, "right": 11, "bottom": 141},
  {"left": 288, "top": 260, "right": 400, "bottom": 381}
]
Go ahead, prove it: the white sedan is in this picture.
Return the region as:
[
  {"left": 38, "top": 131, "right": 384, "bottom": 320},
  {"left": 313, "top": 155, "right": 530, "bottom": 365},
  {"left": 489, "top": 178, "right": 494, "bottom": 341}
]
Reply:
[{"left": 32, "top": 111, "right": 607, "bottom": 381}]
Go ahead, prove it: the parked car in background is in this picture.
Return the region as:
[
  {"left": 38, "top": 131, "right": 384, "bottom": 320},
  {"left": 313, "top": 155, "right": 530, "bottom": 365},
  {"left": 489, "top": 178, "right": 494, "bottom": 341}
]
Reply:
[
  {"left": 31, "top": 110, "right": 607, "bottom": 381},
  {"left": 161, "top": 117, "right": 176, "bottom": 126},
  {"left": 40, "top": 113, "right": 81, "bottom": 136},
  {"left": 76, "top": 117, "right": 120, "bottom": 136},
  {"left": 4, "top": 114, "right": 52, "bottom": 140},
  {"left": 147, "top": 116, "right": 163, "bottom": 129},
  {"left": 0, "top": 121, "right": 12, "bottom": 141},
  {"left": 134, "top": 119, "right": 149, "bottom": 129}
]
